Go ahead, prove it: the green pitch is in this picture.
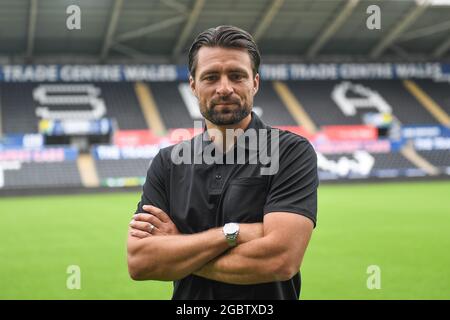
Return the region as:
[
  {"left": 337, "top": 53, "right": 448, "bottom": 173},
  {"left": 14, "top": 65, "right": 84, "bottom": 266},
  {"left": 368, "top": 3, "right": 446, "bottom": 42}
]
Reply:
[{"left": 1, "top": 181, "right": 449, "bottom": 300}]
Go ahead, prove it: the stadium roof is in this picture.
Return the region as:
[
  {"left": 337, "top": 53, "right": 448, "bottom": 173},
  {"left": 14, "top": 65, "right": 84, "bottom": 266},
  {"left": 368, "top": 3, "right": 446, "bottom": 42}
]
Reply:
[{"left": 1, "top": 0, "right": 450, "bottom": 64}]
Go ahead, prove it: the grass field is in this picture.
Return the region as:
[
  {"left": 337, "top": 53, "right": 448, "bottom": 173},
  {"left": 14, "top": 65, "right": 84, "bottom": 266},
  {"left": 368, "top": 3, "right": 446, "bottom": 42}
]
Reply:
[{"left": 0, "top": 181, "right": 449, "bottom": 300}]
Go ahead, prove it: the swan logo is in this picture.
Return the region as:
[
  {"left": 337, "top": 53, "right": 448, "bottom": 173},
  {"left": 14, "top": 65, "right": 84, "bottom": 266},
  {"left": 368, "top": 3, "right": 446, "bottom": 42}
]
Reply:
[
  {"left": 317, "top": 151, "right": 375, "bottom": 177},
  {"left": 332, "top": 81, "right": 392, "bottom": 117},
  {"left": 34, "top": 84, "right": 106, "bottom": 120}
]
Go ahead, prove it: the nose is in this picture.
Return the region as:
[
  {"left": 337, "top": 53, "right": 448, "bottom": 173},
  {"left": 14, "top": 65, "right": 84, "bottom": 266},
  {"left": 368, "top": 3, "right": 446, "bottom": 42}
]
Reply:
[{"left": 215, "top": 75, "right": 233, "bottom": 97}]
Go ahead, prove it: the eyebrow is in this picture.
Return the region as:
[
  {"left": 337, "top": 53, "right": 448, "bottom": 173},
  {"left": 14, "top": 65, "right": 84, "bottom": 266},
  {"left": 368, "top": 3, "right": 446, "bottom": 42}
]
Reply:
[{"left": 199, "top": 68, "right": 249, "bottom": 79}]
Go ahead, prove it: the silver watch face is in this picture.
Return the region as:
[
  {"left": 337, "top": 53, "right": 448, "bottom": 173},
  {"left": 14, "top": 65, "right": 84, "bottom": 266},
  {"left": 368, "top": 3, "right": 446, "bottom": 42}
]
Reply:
[{"left": 223, "top": 223, "right": 239, "bottom": 235}]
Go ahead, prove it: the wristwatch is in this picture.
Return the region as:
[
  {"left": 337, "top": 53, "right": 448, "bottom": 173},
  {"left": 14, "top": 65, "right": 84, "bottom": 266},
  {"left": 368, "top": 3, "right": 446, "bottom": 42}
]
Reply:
[{"left": 223, "top": 223, "right": 240, "bottom": 247}]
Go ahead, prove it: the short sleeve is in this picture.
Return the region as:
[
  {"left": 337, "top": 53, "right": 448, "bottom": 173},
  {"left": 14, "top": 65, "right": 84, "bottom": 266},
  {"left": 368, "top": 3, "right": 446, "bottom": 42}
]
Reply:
[
  {"left": 135, "top": 150, "right": 169, "bottom": 215},
  {"left": 263, "top": 138, "right": 319, "bottom": 227}
]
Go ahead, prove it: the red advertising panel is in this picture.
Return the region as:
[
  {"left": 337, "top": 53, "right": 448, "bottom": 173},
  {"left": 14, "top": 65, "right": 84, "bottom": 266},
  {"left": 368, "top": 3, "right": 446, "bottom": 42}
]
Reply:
[
  {"left": 114, "top": 130, "right": 162, "bottom": 147},
  {"left": 321, "top": 125, "right": 378, "bottom": 141},
  {"left": 276, "top": 126, "right": 314, "bottom": 140},
  {"left": 314, "top": 140, "right": 391, "bottom": 154}
]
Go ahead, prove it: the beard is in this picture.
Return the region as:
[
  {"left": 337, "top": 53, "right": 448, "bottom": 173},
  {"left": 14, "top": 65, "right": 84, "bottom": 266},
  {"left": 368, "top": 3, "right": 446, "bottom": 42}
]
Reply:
[{"left": 200, "top": 96, "right": 252, "bottom": 125}]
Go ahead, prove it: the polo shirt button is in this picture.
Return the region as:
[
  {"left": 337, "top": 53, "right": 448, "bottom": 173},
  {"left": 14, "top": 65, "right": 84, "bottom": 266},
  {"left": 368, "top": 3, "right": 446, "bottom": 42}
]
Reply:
[{"left": 215, "top": 174, "right": 222, "bottom": 180}]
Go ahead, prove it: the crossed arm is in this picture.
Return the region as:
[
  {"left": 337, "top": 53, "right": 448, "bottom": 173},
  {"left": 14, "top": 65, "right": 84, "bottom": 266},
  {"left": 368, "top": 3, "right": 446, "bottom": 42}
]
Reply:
[{"left": 127, "top": 205, "right": 314, "bottom": 284}]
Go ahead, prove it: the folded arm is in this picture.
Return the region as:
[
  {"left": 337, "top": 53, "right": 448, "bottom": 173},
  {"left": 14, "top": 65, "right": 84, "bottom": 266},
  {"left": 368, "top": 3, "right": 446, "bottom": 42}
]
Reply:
[
  {"left": 128, "top": 207, "right": 313, "bottom": 284},
  {"left": 127, "top": 205, "right": 264, "bottom": 281},
  {"left": 194, "top": 212, "right": 314, "bottom": 285},
  {"left": 127, "top": 227, "right": 228, "bottom": 281}
]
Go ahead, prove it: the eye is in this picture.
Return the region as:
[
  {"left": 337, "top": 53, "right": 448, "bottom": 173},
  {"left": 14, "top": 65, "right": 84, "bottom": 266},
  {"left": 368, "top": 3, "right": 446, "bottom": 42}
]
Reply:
[
  {"left": 230, "top": 73, "right": 244, "bottom": 81},
  {"left": 203, "top": 75, "right": 218, "bottom": 82}
]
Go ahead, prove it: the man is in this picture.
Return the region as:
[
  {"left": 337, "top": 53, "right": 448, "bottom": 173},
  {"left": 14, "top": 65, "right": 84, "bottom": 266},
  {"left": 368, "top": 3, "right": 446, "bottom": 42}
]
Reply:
[{"left": 127, "top": 25, "right": 318, "bottom": 300}]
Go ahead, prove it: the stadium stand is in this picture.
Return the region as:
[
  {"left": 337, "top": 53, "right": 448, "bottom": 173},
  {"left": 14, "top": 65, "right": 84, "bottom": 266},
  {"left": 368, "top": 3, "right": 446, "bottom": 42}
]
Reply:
[
  {"left": 2, "top": 158, "right": 82, "bottom": 190},
  {"left": 286, "top": 80, "right": 359, "bottom": 127},
  {"left": 0, "top": 65, "right": 449, "bottom": 194},
  {"left": 149, "top": 82, "right": 196, "bottom": 129},
  {"left": 253, "top": 82, "right": 299, "bottom": 127},
  {"left": 97, "top": 82, "right": 148, "bottom": 130},
  {"left": 414, "top": 80, "right": 450, "bottom": 114},
  {"left": 95, "top": 159, "right": 151, "bottom": 183},
  {"left": 417, "top": 150, "right": 450, "bottom": 171},
  {"left": 1, "top": 83, "right": 40, "bottom": 134},
  {"left": 317, "top": 150, "right": 428, "bottom": 181},
  {"left": 285, "top": 80, "right": 440, "bottom": 127},
  {"left": 0, "top": 82, "right": 147, "bottom": 133}
]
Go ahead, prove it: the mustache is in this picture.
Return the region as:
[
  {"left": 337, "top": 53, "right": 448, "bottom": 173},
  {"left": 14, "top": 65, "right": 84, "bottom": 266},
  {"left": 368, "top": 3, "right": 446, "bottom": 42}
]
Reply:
[{"left": 210, "top": 97, "right": 241, "bottom": 106}]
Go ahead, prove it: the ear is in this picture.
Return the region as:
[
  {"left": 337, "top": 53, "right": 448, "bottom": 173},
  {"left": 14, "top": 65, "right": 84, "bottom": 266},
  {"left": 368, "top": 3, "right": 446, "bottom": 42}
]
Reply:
[
  {"left": 253, "top": 73, "right": 260, "bottom": 96},
  {"left": 189, "top": 75, "right": 197, "bottom": 97}
]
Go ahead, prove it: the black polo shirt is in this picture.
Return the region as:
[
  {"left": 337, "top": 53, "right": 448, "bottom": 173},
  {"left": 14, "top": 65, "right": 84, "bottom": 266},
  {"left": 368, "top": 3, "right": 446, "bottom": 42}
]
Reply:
[{"left": 135, "top": 111, "right": 318, "bottom": 300}]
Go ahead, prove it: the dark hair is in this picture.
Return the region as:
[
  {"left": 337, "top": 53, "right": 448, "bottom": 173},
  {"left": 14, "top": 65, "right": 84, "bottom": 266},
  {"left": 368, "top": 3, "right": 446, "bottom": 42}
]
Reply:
[{"left": 188, "top": 25, "right": 261, "bottom": 79}]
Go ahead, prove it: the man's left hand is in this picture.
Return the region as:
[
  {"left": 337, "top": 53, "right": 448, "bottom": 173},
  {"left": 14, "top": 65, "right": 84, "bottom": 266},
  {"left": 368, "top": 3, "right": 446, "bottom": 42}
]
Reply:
[{"left": 129, "top": 205, "right": 181, "bottom": 238}]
